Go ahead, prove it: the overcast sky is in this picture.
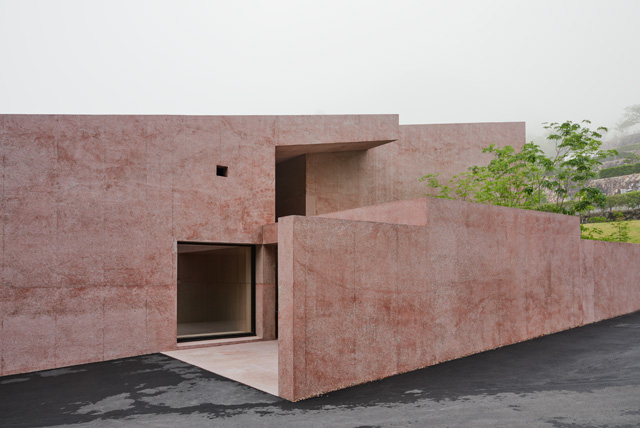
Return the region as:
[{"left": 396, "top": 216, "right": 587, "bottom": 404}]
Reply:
[{"left": 1, "top": 0, "right": 639, "bottom": 136}]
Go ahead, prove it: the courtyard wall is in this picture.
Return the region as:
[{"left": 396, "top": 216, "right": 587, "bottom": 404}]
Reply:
[{"left": 277, "top": 198, "right": 640, "bottom": 401}]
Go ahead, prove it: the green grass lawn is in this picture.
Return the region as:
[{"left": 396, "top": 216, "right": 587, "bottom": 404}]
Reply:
[{"left": 581, "top": 220, "right": 640, "bottom": 243}]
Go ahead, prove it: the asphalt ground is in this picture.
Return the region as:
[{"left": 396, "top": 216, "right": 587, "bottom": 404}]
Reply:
[{"left": 2, "top": 312, "right": 640, "bottom": 428}]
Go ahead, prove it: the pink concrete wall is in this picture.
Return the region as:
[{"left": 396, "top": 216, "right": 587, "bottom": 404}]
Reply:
[
  {"left": 274, "top": 115, "right": 399, "bottom": 164},
  {"left": 0, "top": 114, "right": 280, "bottom": 375},
  {"left": 255, "top": 245, "right": 277, "bottom": 340},
  {"left": 277, "top": 198, "right": 640, "bottom": 401},
  {"left": 581, "top": 239, "right": 640, "bottom": 323},
  {"left": 0, "top": 113, "right": 401, "bottom": 376},
  {"left": 318, "top": 197, "right": 428, "bottom": 226},
  {"left": 275, "top": 114, "right": 399, "bottom": 147},
  {"left": 305, "top": 122, "right": 526, "bottom": 215}
]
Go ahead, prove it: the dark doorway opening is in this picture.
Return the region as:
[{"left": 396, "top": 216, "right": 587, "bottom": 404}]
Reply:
[
  {"left": 275, "top": 155, "right": 306, "bottom": 220},
  {"left": 177, "top": 243, "right": 255, "bottom": 342}
]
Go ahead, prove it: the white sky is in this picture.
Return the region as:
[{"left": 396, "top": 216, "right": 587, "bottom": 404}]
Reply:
[{"left": 1, "top": 0, "right": 639, "bottom": 136}]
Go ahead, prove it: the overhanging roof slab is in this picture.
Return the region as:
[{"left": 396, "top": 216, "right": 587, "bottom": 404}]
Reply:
[
  {"left": 275, "top": 114, "right": 399, "bottom": 163},
  {"left": 276, "top": 139, "right": 395, "bottom": 163}
]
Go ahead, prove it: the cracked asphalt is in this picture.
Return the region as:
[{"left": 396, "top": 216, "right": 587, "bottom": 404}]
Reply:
[{"left": 2, "top": 312, "right": 640, "bottom": 427}]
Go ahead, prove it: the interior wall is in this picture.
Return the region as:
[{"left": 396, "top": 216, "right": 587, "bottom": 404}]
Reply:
[
  {"left": 276, "top": 155, "right": 306, "bottom": 219},
  {"left": 305, "top": 151, "right": 366, "bottom": 216},
  {"left": 177, "top": 246, "right": 252, "bottom": 334},
  {"left": 277, "top": 199, "right": 640, "bottom": 401}
]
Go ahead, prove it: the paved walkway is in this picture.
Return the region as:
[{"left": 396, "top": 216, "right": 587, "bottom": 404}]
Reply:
[
  {"left": 164, "top": 340, "right": 278, "bottom": 396},
  {"left": 2, "top": 312, "right": 640, "bottom": 427}
]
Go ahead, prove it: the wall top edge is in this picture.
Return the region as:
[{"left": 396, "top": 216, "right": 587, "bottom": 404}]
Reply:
[
  {"left": 400, "top": 121, "right": 526, "bottom": 127},
  {"left": 0, "top": 113, "right": 401, "bottom": 120},
  {"left": 320, "top": 196, "right": 580, "bottom": 219}
]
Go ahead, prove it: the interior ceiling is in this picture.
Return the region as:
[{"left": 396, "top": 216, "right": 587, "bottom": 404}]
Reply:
[{"left": 275, "top": 139, "right": 396, "bottom": 163}]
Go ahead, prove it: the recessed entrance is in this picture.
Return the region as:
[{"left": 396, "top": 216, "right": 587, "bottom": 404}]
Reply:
[{"left": 177, "top": 243, "right": 255, "bottom": 342}]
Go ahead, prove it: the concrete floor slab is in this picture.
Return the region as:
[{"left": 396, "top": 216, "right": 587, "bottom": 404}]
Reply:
[{"left": 163, "top": 339, "right": 278, "bottom": 396}]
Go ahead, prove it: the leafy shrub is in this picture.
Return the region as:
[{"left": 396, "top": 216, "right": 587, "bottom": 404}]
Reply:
[
  {"left": 588, "top": 216, "right": 607, "bottom": 223},
  {"left": 598, "top": 162, "right": 640, "bottom": 178},
  {"left": 600, "top": 191, "right": 640, "bottom": 211}
]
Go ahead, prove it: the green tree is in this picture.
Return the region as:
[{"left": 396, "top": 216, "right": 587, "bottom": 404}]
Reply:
[
  {"left": 605, "top": 194, "right": 624, "bottom": 212},
  {"left": 626, "top": 191, "right": 640, "bottom": 210},
  {"left": 623, "top": 152, "right": 640, "bottom": 164},
  {"left": 421, "top": 120, "right": 616, "bottom": 215}
]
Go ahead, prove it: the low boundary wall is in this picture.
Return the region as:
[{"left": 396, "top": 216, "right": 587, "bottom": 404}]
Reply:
[{"left": 277, "top": 198, "right": 640, "bottom": 401}]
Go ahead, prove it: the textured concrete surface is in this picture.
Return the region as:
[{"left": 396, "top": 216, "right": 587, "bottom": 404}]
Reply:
[
  {"left": 278, "top": 198, "right": 640, "bottom": 400},
  {"left": 319, "top": 196, "right": 429, "bottom": 225},
  {"left": 2, "top": 311, "right": 640, "bottom": 427},
  {"left": 0, "top": 113, "right": 402, "bottom": 376},
  {"left": 0, "top": 115, "right": 279, "bottom": 375},
  {"left": 305, "top": 122, "right": 526, "bottom": 215},
  {"left": 274, "top": 114, "right": 399, "bottom": 162},
  {"left": 0, "top": 114, "right": 525, "bottom": 377}
]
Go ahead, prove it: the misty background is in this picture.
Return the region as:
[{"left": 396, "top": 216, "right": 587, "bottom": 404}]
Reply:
[{"left": 1, "top": 0, "right": 639, "bottom": 143}]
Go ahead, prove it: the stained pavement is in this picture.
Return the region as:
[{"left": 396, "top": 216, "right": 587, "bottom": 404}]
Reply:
[{"left": 2, "top": 312, "right": 640, "bottom": 427}]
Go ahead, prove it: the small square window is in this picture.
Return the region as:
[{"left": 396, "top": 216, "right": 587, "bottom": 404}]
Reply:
[{"left": 216, "top": 165, "right": 228, "bottom": 177}]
